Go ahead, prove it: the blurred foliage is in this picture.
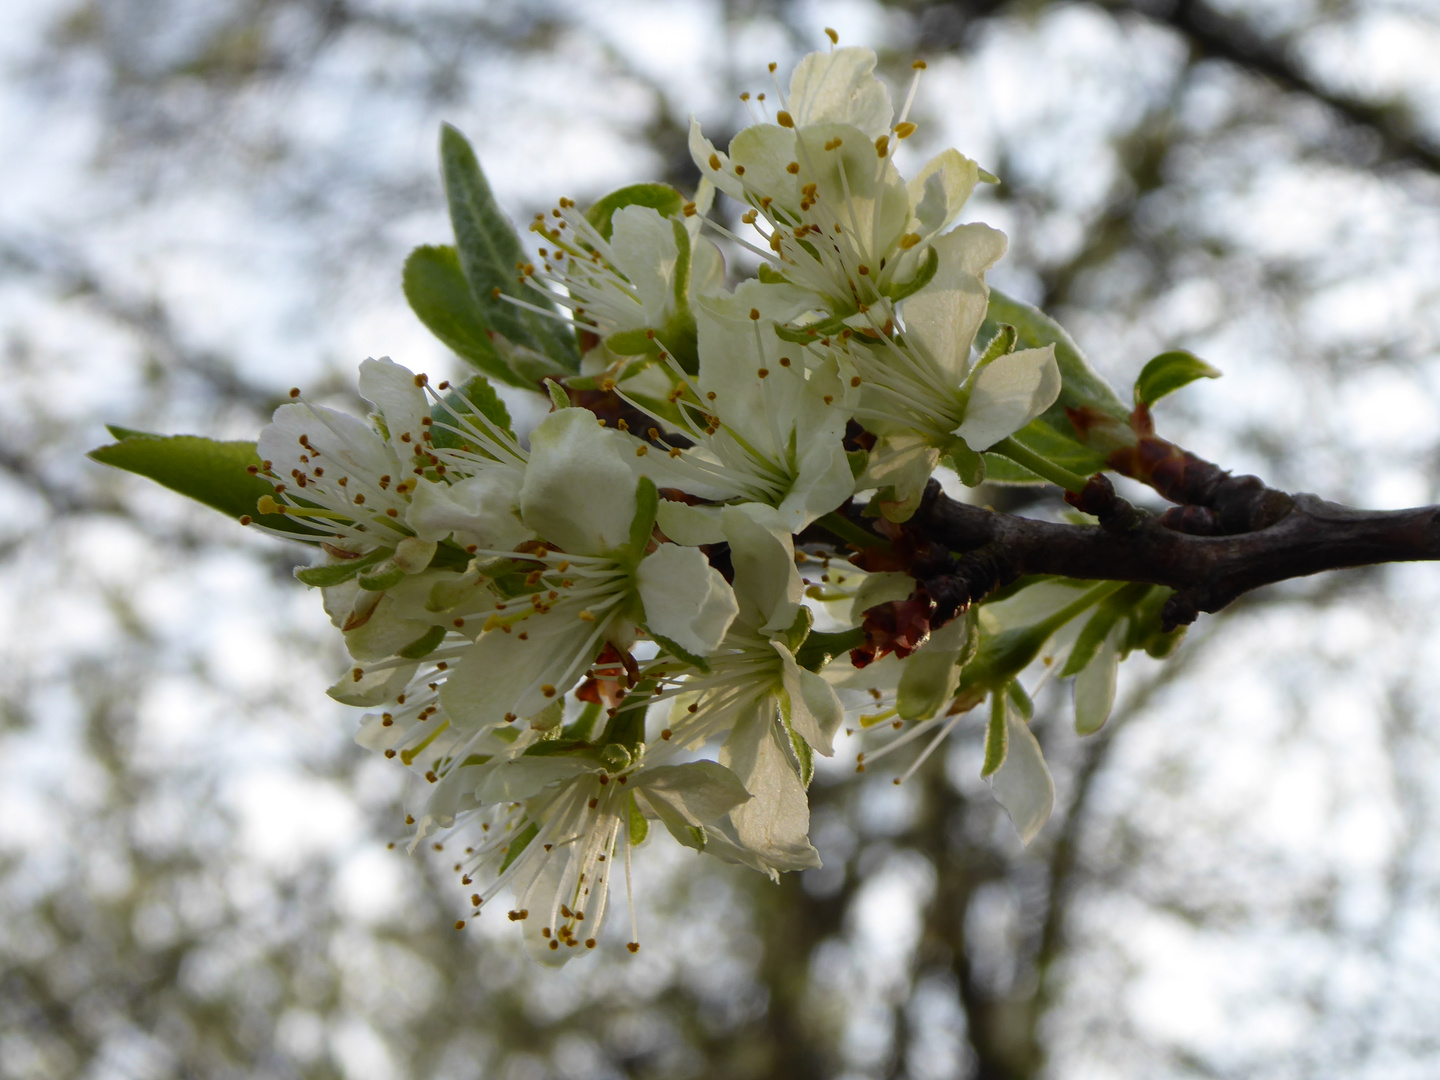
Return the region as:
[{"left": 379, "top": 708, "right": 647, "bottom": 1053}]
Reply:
[{"left": 3, "top": 0, "right": 1440, "bottom": 1077}]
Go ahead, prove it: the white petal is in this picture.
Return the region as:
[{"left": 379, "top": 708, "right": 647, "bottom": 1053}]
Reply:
[
  {"left": 608, "top": 205, "right": 681, "bottom": 325},
  {"left": 359, "top": 356, "right": 430, "bottom": 462},
  {"left": 727, "top": 124, "right": 801, "bottom": 214},
  {"left": 636, "top": 760, "right": 751, "bottom": 826},
  {"left": 326, "top": 661, "right": 416, "bottom": 707},
  {"left": 955, "top": 345, "right": 1061, "bottom": 452},
  {"left": 901, "top": 224, "right": 1008, "bottom": 380},
  {"left": 521, "top": 408, "right": 638, "bottom": 555},
  {"left": 720, "top": 700, "right": 821, "bottom": 871},
  {"left": 721, "top": 504, "right": 803, "bottom": 633},
  {"left": 689, "top": 117, "right": 745, "bottom": 199},
  {"left": 637, "top": 544, "right": 738, "bottom": 659},
  {"left": 408, "top": 472, "right": 531, "bottom": 551},
  {"left": 990, "top": 707, "right": 1055, "bottom": 845},
  {"left": 906, "top": 150, "right": 980, "bottom": 238},
  {"left": 258, "top": 401, "right": 394, "bottom": 489},
  {"left": 896, "top": 613, "right": 970, "bottom": 720},
  {"left": 787, "top": 47, "right": 893, "bottom": 138},
  {"left": 440, "top": 603, "right": 609, "bottom": 730},
  {"left": 778, "top": 643, "right": 845, "bottom": 756},
  {"left": 1074, "top": 622, "right": 1123, "bottom": 735},
  {"left": 655, "top": 500, "right": 725, "bottom": 545},
  {"left": 860, "top": 432, "right": 941, "bottom": 523}
]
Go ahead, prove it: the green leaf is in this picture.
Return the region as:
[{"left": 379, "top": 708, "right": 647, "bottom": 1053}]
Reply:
[
  {"left": 981, "top": 691, "right": 1009, "bottom": 777},
  {"left": 981, "top": 289, "right": 1129, "bottom": 474},
  {"left": 402, "top": 245, "right": 523, "bottom": 387},
  {"left": 429, "top": 374, "right": 513, "bottom": 449},
  {"left": 499, "top": 821, "right": 539, "bottom": 872},
  {"left": 979, "top": 453, "right": 1044, "bottom": 485},
  {"left": 1133, "top": 350, "right": 1222, "bottom": 407},
  {"left": 584, "top": 182, "right": 685, "bottom": 241},
  {"left": 439, "top": 123, "right": 578, "bottom": 370},
  {"left": 89, "top": 433, "right": 306, "bottom": 537}
]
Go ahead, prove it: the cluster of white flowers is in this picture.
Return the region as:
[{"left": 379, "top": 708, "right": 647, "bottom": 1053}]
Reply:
[{"left": 245, "top": 41, "right": 1164, "bottom": 964}]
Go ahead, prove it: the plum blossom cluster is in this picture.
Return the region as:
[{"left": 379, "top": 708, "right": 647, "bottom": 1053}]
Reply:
[{"left": 98, "top": 38, "right": 1186, "bottom": 965}]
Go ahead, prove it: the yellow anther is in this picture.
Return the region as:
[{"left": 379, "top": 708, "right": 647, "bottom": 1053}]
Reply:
[
  {"left": 895, "top": 122, "right": 918, "bottom": 139},
  {"left": 824, "top": 27, "right": 838, "bottom": 44},
  {"left": 776, "top": 110, "right": 794, "bottom": 128}
]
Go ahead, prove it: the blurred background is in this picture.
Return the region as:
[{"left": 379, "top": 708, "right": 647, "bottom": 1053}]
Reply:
[{"left": 3, "top": 0, "right": 1440, "bottom": 1076}]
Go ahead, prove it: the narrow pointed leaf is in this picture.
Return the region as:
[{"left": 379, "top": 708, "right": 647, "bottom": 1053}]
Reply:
[
  {"left": 89, "top": 433, "right": 306, "bottom": 537},
  {"left": 1133, "top": 350, "right": 1222, "bottom": 407},
  {"left": 440, "top": 123, "right": 578, "bottom": 370}
]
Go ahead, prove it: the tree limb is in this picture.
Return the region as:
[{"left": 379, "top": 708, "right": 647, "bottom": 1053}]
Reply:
[{"left": 902, "top": 477, "right": 1440, "bottom": 630}]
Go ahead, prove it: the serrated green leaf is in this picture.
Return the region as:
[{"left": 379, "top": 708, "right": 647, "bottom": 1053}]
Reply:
[
  {"left": 584, "top": 183, "right": 685, "bottom": 241},
  {"left": 981, "top": 289, "right": 1129, "bottom": 474},
  {"left": 429, "top": 374, "right": 513, "bottom": 449},
  {"left": 979, "top": 453, "right": 1044, "bottom": 485},
  {"left": 89, "top": 433, "right": 306, "bottom": 537},
  {"left": 1133, "top": 350, "right": 1222, "bottom": 407},
  {"left": 402, "top": 244, "right": 523, "bottom": 387},
  {"left": 439, "top": 123, "right": 578, "bottom": 370}
]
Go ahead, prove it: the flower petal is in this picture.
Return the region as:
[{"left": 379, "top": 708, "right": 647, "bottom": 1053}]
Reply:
[
  {"left": 901, "top": 223, "right": 1008, "bottom": 381},
  {"left": 721, "top": 503, "right": 804, "bottom": 633},
  {"left": 521, "top": 408, "right": 638, "bottom": 555},
  {"left": 955, "top": 345, "right": 1061, "bottom": 452},
  {"left": 408, "top": 471, "right": 531, "bottom": 552},
  {"left": 689, "top": 117, "right": 745, "bottom": 199},
  {"left": 990, "top": 705, "right": 1055, "bottom": 845},
  {"left": 359, "top": 356, "right": 430, "bottom": 463},
  {"left": 787, "top": 47, "right": 893, "bottom": 138},
  {"left": 608, "top": 204, "right": 681, "bottom": 326},
  {"left": 637, "top": 543, "right": 738, "bottom": 659},
  {"left": 778, "top": 642, "right": 845, "bottom": 756},
  {"left": 720, "top": 700, "right": 821, "bottom": 872}
]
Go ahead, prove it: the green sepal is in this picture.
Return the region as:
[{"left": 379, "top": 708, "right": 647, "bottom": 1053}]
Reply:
[
  {"left": 604, "top": 328, "right": 662, "bottom": 357},
  {"left": 563, "top": 700, "right": 604, "bottom": 742},
  {"left": 498, "top": 821, "right": 539, "bottom": 872},
  {"left": 398, "top": 624, "right": 449, "bottom": 659},
  {"left": 1061, "top": 582, "right": 1150, "bottom": 676},
  {"left": 1133, "top": 350, "right": 1221, "bottom": 407},
  {"left": 584, "top": 183, "right": 685, "bottom": 240},
  {"left": 294, "top": 547, "right": 391, "bottom": 587},
  {"left": 626, "top": 791, "right": 649, "bottom": 845},
  {"left": 847, "top": 448, "right": 870, "bottom": 479},
  {"left": 794, "top": 627, "right": 865, "bottom": 673},
  {"left": 429, "top": 374, "right": 513, "bottom": 449},
  {"left": 89, "top": 432, "right": 305, "bottom": 537},
  {"left": 545, "top": 379, "right": 571, "bottom": 411},
  {"left": 1006, "top": 680, "right": 1034, "bottom": 721},
  {"left": 757, "top": 263, "right": 790, "bottom": 285},
  {"left": 981, "top": 691, "right": 1009, "bottom": 777},
  {"left": 881, "top": 243, "right": 939, "bottom": 304},
  {"left": 628, "top": 475, "right": 659, "bottom": 555},
  {"left": 976, "top": 323, "right": 1018, "bottom": 367},
  {"left": 439, "top": 123, "right": 578, "bottom": 370},
  {"left": 781, "top": 604, "right": 814, "bottom": 654},
  {"left": 652, "top": 634, "right": 711, "bottom": 673},
  {"left": 945, "top": 439, "right": 986, "bottom": 487},
  {"left": 782, "top": 710, "right": 815, "bottom": 789},
  {"left": 402, "top": 244, "right": 525, "bottom": 388},
  {"left": 357, "top": 563, "right": 406, "bottom": 592}
]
